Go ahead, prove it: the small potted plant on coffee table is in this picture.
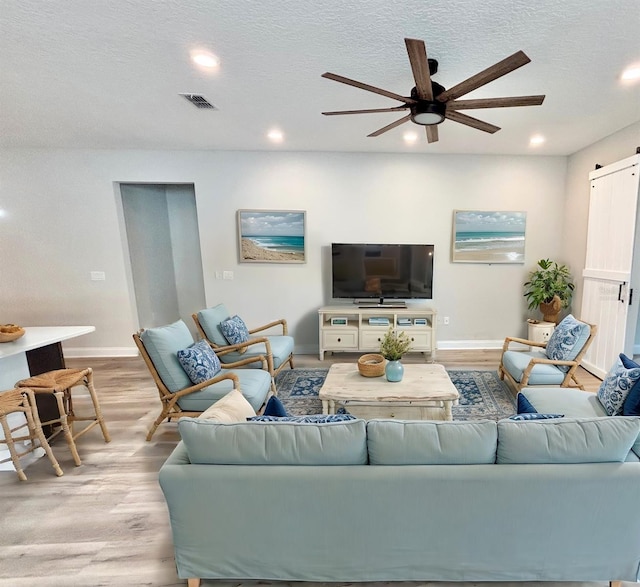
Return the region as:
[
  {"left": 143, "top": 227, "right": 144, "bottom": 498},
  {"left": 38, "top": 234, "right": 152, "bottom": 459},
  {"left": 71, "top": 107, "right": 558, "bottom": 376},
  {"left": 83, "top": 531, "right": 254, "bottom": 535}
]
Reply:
[{"left": 380, "top": 327, "right": 412, "bottom": 382}]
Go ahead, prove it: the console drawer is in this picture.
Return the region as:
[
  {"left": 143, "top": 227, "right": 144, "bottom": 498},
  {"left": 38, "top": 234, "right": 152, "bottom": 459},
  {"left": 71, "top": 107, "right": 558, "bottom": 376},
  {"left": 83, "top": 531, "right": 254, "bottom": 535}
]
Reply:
[
  {"left": 360, "top": 330, "right": 388, "bottom": 349},
  {"left": 398, "top": 330, "right": 431, "bottom": 350},
  {"left": 322, "top": 330, "right": 358, "bottom": 349}
]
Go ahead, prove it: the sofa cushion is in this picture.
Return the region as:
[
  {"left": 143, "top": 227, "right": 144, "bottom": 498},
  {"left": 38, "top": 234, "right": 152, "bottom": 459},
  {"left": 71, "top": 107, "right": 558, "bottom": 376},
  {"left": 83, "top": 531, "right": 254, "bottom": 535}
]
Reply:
[
  {"left": 366, "top": 420, "right": 497, "bottom": 465},
  {"left": 139, "top": 320, "right": 194, "bottom": 393},
  {"left": 198, "top": 389, "right": 256, "bottom": 422},
  {"left": 519, "top": 387, "right": 608, "bottom": 418},
  {"left": 544, "top": 314, "right": 591, "bottom": 371},
  {"left": 597, "top": 354, "right": 640, "bottom": 416},
  {"left": 177, "top": 340, "right": 221, "bottom": 384},
  {"left": 178, "top": 418, "right": 367, "bottom": 465},
  {"left": 220, "top": 315, "right": 250, "bottom": 346},
  {"left": 496, "top": 417, "right": 640, "bottom": 464},
  {"left": 196, "top": 304, "right": 231, "bottom": 347},
  {"left": 177, "top": 368, "right": 271, "bottom": 413},
  {"left": 502, "top": 350, "right": 566, "bottom": 385},
  {"left": 619, "top": 354, "right": 640, "bottom": 416}
]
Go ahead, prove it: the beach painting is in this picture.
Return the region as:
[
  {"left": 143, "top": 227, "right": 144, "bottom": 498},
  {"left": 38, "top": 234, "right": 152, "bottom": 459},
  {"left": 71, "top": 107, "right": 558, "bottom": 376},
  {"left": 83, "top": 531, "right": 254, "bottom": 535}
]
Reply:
[
  {"left": 452, "top": 210, "right": 526, "bottom": 264},
  {"left": 237, "top": 209, "right": 306, "bottom": 263}
]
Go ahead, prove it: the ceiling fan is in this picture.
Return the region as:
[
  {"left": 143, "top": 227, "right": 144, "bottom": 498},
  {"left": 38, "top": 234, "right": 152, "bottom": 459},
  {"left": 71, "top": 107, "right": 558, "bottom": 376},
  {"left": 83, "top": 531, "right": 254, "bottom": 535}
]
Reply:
[{"left": 321, "top": 38, "right": 545, "bottom": 144}]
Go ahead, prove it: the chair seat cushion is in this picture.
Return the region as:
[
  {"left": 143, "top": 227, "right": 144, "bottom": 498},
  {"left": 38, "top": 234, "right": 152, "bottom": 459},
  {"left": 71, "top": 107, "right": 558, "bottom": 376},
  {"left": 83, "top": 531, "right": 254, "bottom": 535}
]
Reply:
[
  {"left": 502, "top": 350, "right": 567, "bottom": 385},
  {"left": 177, "top": 368, "right": 271, "bottom": 412},
  {"left": 219, "top": 336, "right": 294, "bottom": 368}
]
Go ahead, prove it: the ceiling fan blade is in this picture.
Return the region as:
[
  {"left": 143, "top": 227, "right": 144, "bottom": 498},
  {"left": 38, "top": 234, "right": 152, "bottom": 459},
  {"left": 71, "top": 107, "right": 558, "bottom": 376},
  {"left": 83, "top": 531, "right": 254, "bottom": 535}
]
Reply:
[
  {"left": 445, "top": 110, "right": 500, "bottom": 134},
  {"left": 447, "top": 95, "right": 546, "bottom": 110},
  {"left": 426, "top": 126, "right": 439, "bottom": 143},
  {"left": 436, "top": 51, "right": 531, "bottom": 102},
  {"left": 367, "top": 114, "right": 412, "bottom": 137},
  {"left": 405, "top": 38, "right": 433, "bottom": 100},
  {"left": 322, "top": 72, "right": 417, "bottom": 104},
  {"left": 322, "top": 106, "right": 410, "bottom": 116}
]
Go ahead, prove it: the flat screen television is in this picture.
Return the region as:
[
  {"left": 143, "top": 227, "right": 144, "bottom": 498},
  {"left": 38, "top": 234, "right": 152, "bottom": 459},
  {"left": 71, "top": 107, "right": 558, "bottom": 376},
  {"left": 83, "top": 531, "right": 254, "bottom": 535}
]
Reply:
[{"left": 331, "top": 243, "right": 434, "bottom": 302}]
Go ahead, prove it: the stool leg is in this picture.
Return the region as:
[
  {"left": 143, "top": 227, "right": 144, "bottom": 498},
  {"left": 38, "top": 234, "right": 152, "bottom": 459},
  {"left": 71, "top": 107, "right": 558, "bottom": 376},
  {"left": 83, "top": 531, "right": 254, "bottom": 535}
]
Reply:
[
  {"left": 24, "top": 392, "right": 63, "bottom": 477},
  {"left": 84, "top": 369, "right": 111, "bottom": 443},
  {"left": 53, "top": 391, "right": 81, "bottom": 466},
  {"left": 1, "top": 414, "right": 27, "bottom": 481}
]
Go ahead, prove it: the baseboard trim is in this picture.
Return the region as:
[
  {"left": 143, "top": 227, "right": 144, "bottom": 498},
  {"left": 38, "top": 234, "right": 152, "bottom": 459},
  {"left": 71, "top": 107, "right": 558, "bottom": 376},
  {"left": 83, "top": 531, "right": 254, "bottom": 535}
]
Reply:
[
  {"left": 437, "top": 340, "right": 507, "bottom": 350},
  {"left": 65, "top": 347, "right": 139, "bottom": 358}
]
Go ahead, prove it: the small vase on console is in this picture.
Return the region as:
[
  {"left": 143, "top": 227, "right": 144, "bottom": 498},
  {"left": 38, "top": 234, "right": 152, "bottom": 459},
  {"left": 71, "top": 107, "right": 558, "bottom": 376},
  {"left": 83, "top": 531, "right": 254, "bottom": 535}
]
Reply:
[{"left": 385, "top": 360, "right": 404, "bottom": 382}]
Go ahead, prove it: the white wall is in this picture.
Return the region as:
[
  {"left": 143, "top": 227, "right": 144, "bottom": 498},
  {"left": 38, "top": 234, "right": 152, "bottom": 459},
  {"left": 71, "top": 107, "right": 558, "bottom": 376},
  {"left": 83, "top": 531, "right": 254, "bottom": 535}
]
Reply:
[{"left": 0, "top": 148, "right": 569, "bottom": 355}]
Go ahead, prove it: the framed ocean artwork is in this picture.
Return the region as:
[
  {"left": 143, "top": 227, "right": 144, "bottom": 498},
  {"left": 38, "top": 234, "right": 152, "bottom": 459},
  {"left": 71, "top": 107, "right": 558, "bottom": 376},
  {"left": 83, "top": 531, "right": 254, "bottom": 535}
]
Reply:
[
  {"left": 452, "top": 210, "right": 526, "bottom": 264},
  {"left": 237, "top": 209, "right": 306, "bottom": 263}
]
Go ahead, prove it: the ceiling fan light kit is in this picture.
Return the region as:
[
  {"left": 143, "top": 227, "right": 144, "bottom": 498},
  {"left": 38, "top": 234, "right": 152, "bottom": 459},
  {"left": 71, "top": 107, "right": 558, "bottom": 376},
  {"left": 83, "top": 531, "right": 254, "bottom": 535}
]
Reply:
[
  {"left": 411, "top": 101, "right": 446, "bottom": 125},
  {"left": 322, "top": 38, "right": 545, "bottom": 143}
]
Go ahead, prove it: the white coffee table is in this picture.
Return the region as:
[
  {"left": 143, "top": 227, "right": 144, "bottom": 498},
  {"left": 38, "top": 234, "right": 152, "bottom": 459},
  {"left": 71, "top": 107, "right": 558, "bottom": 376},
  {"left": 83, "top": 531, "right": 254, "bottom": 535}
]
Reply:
[{"left": 319, "top": 363, "right": 460, "bottom": 420}]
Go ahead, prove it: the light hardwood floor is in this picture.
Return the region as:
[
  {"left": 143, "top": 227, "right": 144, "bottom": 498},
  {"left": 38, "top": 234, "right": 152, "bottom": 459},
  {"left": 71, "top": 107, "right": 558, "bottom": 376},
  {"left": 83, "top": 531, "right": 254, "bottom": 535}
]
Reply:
[{"left": 0, "top": 351, "right": 604, "bottom": 586}]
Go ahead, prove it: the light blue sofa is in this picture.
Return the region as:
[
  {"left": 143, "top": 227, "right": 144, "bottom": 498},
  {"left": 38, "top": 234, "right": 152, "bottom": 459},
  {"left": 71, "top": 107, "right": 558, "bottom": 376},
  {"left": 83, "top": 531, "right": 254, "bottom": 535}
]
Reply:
[{"left": 159, "top": 416, "right": 640, "bottom": 586}]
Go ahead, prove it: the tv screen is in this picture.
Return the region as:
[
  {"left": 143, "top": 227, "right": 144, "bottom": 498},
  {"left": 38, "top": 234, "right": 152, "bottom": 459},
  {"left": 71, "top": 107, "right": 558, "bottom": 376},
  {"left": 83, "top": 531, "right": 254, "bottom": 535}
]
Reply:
[{"left": 331, "top": 243, "right": 434, "bottom": 300}]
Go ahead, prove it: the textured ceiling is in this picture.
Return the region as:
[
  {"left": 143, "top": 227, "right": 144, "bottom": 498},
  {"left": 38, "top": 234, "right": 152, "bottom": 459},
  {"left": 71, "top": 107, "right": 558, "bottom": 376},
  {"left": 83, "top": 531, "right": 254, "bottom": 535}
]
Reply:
[{"left": 1, "top": 0, "right": 639, "bottom": 155}]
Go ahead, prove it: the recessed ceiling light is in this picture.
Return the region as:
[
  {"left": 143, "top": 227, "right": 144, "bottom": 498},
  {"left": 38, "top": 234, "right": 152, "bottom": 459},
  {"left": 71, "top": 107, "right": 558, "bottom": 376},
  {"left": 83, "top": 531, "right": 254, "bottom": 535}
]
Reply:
[
  {"left": 190, "top": 50, "right": 219, "bottom": 69},
  {"left": 403, "top": 131, "right": 418, "bottom": 143},
  {"left": 0, "top": 209, "right": 7, "bottom": 219},
  {"left": 529, "top": 135, "right": 545, "bottom": 146},
  {"left": 621, "top": 65, "right": 640, "bottom": 82},
  {"left": 267, "top": 129, "right": 284, "bottom": 142}
]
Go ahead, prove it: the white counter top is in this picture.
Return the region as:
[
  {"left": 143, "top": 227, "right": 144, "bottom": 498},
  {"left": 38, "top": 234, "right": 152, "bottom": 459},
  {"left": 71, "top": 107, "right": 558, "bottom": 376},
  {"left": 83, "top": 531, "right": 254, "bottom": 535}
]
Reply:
[{"left": 0, "top": 326, "right": 95, "bottom": 359}]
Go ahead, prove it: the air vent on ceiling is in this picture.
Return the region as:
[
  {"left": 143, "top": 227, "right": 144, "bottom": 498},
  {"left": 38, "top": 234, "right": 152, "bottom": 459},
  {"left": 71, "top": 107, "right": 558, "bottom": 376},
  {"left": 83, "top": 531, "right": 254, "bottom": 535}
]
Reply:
[{"left": 179, "top": 93, "right": 217, "bottom": 109}]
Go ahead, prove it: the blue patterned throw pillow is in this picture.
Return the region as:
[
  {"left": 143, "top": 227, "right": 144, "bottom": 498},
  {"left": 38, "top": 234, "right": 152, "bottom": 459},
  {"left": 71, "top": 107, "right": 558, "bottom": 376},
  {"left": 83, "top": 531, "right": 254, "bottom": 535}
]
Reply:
[
  {"left": 544, "top": 314, "right": 590, "bottom": 370},
  {"left": 219, "top": 315, "right": 250, "bottom": 346},
  {"left": 509, "top": 413, "right": 564, "bottom": 421},
  {"left": 597, "top": 354, "right": 640, "bottom": 416},
  {"left": 248, "top": 413, "right": 356, "bottom": 423},
  {"left": 621, "top": 354, "right": 640, "bottom": 416},
  {"left": 177, "top": 340, "right": 221, "bottom": 385}
]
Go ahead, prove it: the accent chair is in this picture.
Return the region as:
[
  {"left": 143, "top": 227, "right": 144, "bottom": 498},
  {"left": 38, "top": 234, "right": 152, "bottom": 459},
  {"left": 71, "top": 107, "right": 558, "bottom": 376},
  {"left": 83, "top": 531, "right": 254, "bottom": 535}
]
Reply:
[
  {"left": 499, "top": 314, "right": 597, "bottom": 392},
  {"left": 193, "top": 304, "right": 295, "bottom": 378},
  {"left": 133, "top": 319, "right": 272, "bottom": 441}
]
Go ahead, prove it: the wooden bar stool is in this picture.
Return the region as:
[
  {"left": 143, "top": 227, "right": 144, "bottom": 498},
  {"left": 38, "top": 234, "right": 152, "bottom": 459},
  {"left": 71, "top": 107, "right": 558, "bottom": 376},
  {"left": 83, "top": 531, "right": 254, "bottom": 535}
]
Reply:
[
  {"left": 0, "top": 388, "right": 64, "bottom": 481},
  {"left": 16, "top": 368, "right": 111, "bottom": 465}
]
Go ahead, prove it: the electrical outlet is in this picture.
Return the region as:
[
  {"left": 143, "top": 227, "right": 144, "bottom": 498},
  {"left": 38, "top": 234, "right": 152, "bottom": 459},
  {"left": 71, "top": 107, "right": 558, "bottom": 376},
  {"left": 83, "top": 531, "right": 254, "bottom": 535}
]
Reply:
[
  {"left": 443, "top": 316, "right": 450, "bottom": 325},
  {"left": 223, "top": 271, "right": 234, "bottom": 280},
  {"left": 215, "top": 271, "right": 222, "bottom": 279},
  {"left": 90, "top": 271, "right": 106, "bottom": 281}
]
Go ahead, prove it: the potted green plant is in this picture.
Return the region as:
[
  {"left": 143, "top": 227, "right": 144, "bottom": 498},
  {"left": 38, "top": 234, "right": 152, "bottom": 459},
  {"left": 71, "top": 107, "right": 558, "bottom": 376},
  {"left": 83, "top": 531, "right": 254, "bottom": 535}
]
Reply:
[
  {"left": 379, "top": 327, "right": 412, "bottom": 382},
  {"left": 523, "top": 258, "right": 575, "bottom": 323}
]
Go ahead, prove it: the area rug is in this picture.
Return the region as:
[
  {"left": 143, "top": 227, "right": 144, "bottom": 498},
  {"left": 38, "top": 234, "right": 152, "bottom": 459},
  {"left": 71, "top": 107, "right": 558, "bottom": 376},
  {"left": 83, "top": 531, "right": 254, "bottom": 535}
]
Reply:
[{"left": 274, "top": 368, "right": 516, "bottom": 420}]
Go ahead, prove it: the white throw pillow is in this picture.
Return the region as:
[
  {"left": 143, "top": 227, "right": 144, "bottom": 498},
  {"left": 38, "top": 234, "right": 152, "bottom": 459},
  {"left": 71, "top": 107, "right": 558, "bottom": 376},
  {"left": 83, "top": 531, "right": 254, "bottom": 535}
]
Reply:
[{"left": 198, "top": 389, "right": 256, "bottom": 422}]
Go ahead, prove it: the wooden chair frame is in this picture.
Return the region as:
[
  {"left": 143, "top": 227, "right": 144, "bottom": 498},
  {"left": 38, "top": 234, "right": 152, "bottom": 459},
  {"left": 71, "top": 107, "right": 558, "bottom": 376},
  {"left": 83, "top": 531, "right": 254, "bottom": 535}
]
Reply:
[
  {"left": 498, "top": 322, "right": 597, "bottom": 392},
  {"left": 192, "top": 314, "right": 295, "bottom": 378},
  {"left": 134, "top": 331, "right": 268, "bottom": 441}
]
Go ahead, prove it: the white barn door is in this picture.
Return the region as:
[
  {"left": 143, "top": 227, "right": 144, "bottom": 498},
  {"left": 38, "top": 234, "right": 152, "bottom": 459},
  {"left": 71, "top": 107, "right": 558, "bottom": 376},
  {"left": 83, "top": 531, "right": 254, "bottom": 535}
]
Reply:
[{"left": 581, "top": 154, "right": 640, "bottom": 378}]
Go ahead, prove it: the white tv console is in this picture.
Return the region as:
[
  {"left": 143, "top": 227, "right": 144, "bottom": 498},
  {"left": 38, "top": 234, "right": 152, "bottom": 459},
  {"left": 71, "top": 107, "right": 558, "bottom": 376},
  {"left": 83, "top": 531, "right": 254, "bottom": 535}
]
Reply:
[{"left": 318, "top": 304, "right": 437, "bottom": 361}]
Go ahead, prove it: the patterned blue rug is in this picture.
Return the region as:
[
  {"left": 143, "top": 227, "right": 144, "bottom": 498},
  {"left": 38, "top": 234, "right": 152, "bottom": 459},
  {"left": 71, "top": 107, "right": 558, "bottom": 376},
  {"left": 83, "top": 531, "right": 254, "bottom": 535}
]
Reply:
[{"left": 274, "top": 368, "right": 516, "bottom": 420}]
